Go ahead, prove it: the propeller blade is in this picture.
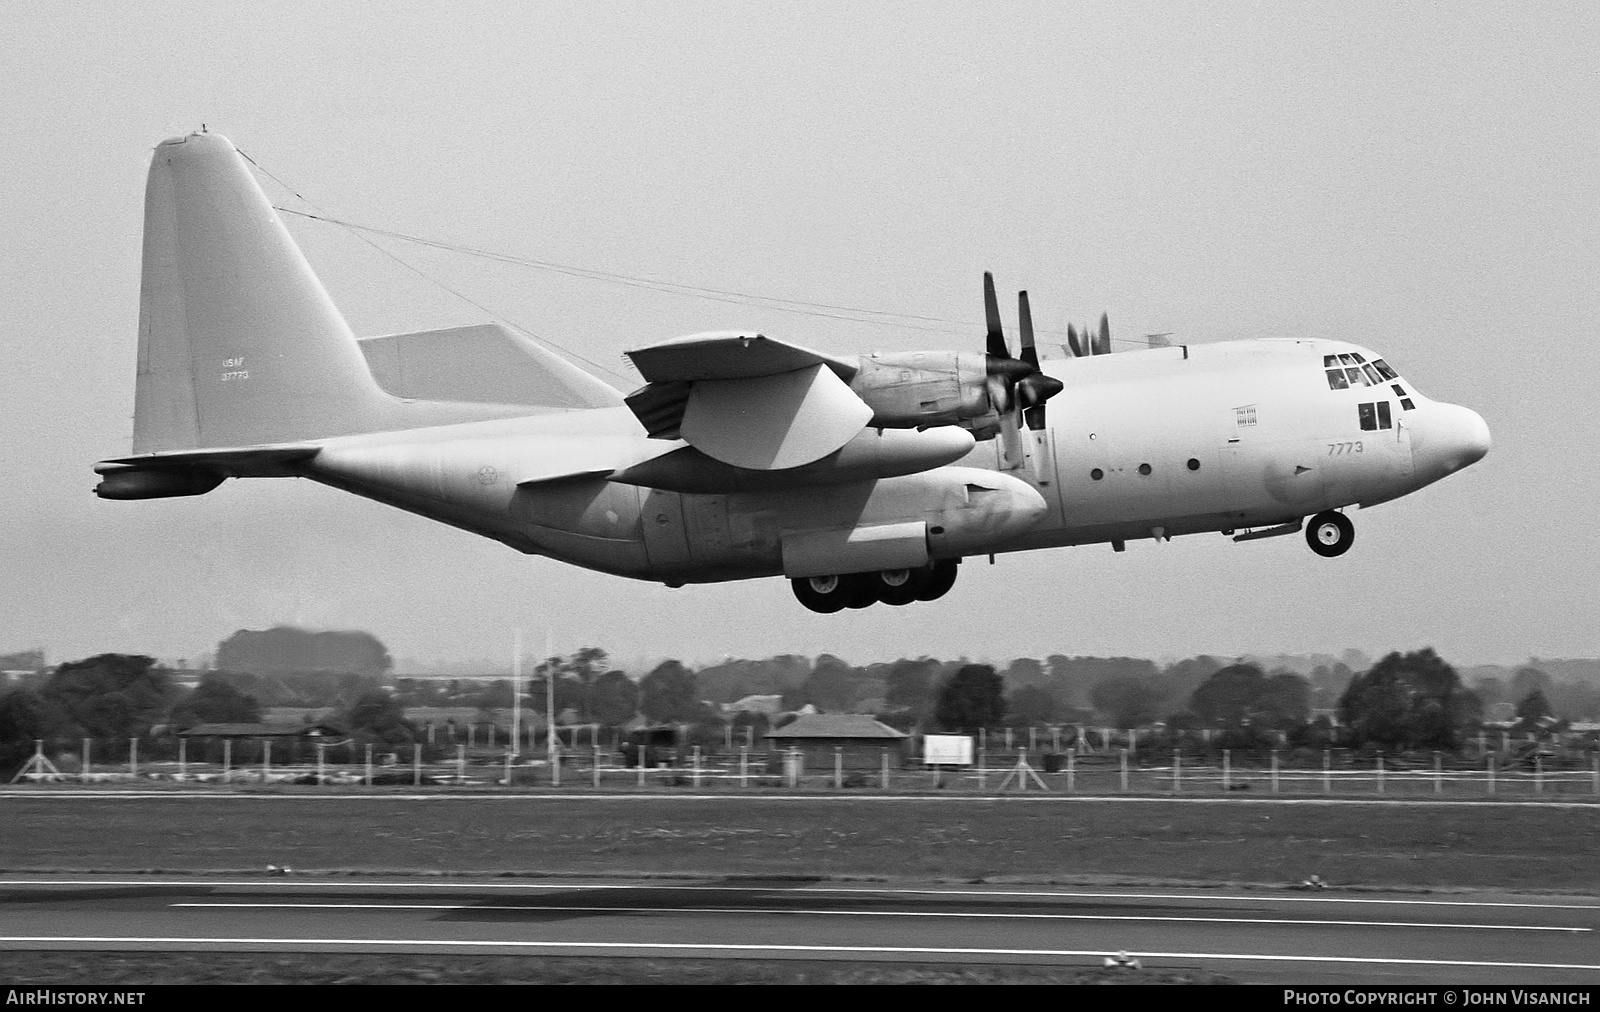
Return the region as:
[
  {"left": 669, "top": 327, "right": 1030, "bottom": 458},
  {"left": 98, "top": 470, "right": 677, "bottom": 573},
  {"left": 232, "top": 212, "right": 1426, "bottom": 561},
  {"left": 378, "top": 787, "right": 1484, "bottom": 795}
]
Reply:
[
  {"left": 1095, "top": 312, "right": 1111, "bottom": 355},
  {"left": 999, "top": 405, "right": 1024, "bottom": 470},
  {"left": 983, "top": 272, "right": 1008, "bottom": 359},
  {"left": 1018, "top": 291, "right": 1038, "bottom": 369},
  {"left": 1066, "top": 323, "right": 1083, "bottom": 358},
  {"left": 985, "top": 375, "right": 1012, "bottom": 414}
]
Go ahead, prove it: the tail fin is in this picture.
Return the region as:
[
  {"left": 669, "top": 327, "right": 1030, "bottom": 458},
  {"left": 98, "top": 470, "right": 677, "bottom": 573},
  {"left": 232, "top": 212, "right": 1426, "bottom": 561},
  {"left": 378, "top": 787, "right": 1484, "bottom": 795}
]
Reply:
[{"left": 134, "top": 132, "right": 401, "bottom": 452}]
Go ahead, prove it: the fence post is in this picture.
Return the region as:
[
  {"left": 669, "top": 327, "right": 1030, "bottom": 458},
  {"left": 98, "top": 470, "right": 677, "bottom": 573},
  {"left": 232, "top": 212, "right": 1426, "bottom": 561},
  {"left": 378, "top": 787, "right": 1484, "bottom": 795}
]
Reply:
[
  {"left": 834, "top": 747, "right": 842, "bottom": 789},
  {"left": 1173, "top": 750, "right": 1181, "bottom": 793},
  {"left": 81, "top": 738, "right": 91, "bottom": 784},
  {"left": 694, "top": 745, "right": 703, "bottom": 789},
  {"left": 740, "top": 746, "right": 749, "bottom": 788},
  {"left": 365, "top": 743, "right": 373, "bottom": 787},
  {"left": 1029, "top": 726, "right": 1037, "bottom": 753},
  {"left": 1120, "top": 748, "right": 1129, "bottom": 793},
  {"left": 1052, "top": 726, "right": 1061, "bottom": 754},
  {"left": 1323, "top": 749, "right": 1331, "bottom": 794},
  {"left": 1376, "top": 752, "right": 1384, "bottom": 794},
  {"left": 881, "top": 748, "right": 890, "bottom": 791},
  {"left": 1434, "top": 751, "right": 1442, "bottom": 795},
  {"left": 179, "top": 736, "right": 187, "bottom": 781},
  {"left": 977, "top": 745, "right": 986, "bottom": 791},
  {"left": 593, "top": 746, "right": 601, "bottom": 789},
  {"left": 1487, "top": 753, "right": 1495, "bottom": 795},
  {"left": 1271, "top": 750, "right": 1279, "bottom": 794},
  {"left": 224, "top": 739, "right": 232, "bottom": 785},
  {"left": 1222, "top": 749, "right": 1231, "bottom": 791},
  {"left": 263, "top": 739, "right": 271, "bottom": 782},
  {"left": 456, "top": 743, "right": 465, "bottom": 784},
  {"left": 1066, "top": 751, "right": 1075, "bottom": 793},
  {"left": 637, "top": 748, "right": 647, "bottom": 788},
  {"left": 504, "top": 750, "right": 513, "bottom": 787},
  {"left": 551, "top": 738, "right": 561, "bottom": 788},
  {"left": 413, "top": 743, "right": 421, "bottom": 787},
  {"left": 129, "top": 737, "right": 138, "bottom": 779},
  {"left": 1535, "top": 754, "right": 1543, "bottom": 795}
]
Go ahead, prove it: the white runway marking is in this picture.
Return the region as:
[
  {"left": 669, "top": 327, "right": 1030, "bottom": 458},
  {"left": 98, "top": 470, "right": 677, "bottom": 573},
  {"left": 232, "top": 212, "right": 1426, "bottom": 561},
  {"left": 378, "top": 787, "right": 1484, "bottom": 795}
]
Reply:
[
  {"left": 169, "top": 900, "right": 1590, "bottom": 932},
  {"left": 3, "top": 789, "right": 1598, "bottom": 809},
  {"left": 3, "top": 936, "right": 1599, "bottom": 971},
  {"left": 7, "top": 880, "right": 1595, "bottom": 911}
]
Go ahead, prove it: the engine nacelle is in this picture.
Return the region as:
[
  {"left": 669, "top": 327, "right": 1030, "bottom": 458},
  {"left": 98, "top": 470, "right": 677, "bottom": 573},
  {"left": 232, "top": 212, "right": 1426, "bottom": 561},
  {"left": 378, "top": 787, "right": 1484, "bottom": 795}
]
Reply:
[{"left": 848, "top": 352, "right": 992, "bottom": 429}]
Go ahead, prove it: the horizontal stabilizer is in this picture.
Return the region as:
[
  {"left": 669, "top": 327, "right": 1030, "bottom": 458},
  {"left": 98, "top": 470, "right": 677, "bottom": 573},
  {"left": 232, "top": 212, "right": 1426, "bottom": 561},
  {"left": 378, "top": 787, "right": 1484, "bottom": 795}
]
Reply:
[
  {"left": 94, "top": 444, "right": 319, "bottom": 498},
  {"left": 359, "top": 323, "right": 621, "bottom": 409}
]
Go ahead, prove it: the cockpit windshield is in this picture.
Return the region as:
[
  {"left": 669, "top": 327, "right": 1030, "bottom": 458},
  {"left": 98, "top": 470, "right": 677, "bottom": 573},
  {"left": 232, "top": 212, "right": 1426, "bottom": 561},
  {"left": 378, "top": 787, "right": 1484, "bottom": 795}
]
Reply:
[{"left": 1324, "top": 353, "right": 1400, "bottom": 391}]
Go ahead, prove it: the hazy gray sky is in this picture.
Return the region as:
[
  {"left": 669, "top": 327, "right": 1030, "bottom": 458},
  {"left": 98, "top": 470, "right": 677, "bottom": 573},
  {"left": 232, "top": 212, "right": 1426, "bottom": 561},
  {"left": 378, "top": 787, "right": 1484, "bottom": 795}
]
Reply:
[{"left": 2, "top": 2, "right": 1595, "bottom": 671}]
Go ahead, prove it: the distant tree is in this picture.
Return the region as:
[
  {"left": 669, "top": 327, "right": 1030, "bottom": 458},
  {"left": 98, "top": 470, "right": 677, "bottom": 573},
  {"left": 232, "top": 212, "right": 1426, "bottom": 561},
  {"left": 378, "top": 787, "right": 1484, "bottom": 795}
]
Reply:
[
  {"left": 1514, "top": 689, "right": 1555, "bottom": 727},
  {"left": 639, "top": 661, "right": 702, "bottom": 724},
  {"left": 0, "top": 689, "right": 71, "bottom": 772},
  {"left": 340, "top": 690, "right": 413, "bottom": 745},
  {"left": 1338, "top": 649, "right": 1481, "bottom": 750},
  {"left": 1472, "top": 676, "right": 1508, "bottom": 709},
  {"left": 1189, "top": 664, "right": 1311, "bottom": 731},
  {"left": 169, "top": 673, "right": 262, "bottom": 729},
  {"left": 934, "top": 664, "right": 1005, "bottom": 734},
  {"left": 588, "top": 670, "right": 639, "bottom": 727},
  {"left": 797, "top": 655, "right": 858, "bottom": 712},
  {"left": 1090, "top": 677, "right": 1166, "bottom": 729},
  {"left": 42, "top": 654, "right": 177, "bottom": 740},
  {"left": 1006, "top": 684, "right": 1057, "bottom": 726},
  {"left": 566, "top": 647, "right": 610, "bottom": 684},
  {"left": 885, "top": 658, "right": 938, "bottom": 724},
  {"left": 1510, "top": 667, "right": 1554, "bottom": 706},
  {"left": 217, "top": 627, "right": 391, "bottom": 677},
  {"left": 1003, "top": 657, "right": 1049, "bottom": 689}
]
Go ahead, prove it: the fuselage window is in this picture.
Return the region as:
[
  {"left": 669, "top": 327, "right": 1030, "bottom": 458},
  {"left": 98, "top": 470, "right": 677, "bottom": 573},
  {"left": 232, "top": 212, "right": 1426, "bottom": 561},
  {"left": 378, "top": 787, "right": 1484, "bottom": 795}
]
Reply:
[
  {"left": 1400, "top": 397, "right": 1415, "bottom": 411},
  {"left": 1391, "top": 383, "right": 1406, "bottom": 397}
]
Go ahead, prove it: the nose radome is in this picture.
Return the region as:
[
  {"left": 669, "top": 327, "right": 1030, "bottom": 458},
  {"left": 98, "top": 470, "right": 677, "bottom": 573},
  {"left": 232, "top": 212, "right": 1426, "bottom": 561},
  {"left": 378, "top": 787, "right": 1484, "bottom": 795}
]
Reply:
[{"left": 1411, "top": 402, "right": 1490, "bottom": 480}]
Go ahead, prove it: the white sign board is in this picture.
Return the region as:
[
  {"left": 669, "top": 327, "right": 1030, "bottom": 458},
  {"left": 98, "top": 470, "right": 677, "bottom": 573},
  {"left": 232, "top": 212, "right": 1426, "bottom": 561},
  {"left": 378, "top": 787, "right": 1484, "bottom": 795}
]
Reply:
[{"left": 923, "top": 734, "right": 973, "bottom": 766}]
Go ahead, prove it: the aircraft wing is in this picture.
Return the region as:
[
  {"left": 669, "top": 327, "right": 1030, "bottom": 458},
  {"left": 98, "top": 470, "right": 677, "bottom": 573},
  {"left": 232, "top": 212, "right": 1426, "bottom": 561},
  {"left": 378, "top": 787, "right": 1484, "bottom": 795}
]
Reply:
[{"left": 624, "top": 333, "right": 870, "bottom": 470}]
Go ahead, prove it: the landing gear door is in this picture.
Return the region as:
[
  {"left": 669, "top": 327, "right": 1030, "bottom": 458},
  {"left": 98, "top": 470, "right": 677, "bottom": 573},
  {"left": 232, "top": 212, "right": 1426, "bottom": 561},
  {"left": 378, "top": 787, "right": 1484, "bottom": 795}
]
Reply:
[{"left": 639, "top": 488, "right": 692, "bottom": 570}]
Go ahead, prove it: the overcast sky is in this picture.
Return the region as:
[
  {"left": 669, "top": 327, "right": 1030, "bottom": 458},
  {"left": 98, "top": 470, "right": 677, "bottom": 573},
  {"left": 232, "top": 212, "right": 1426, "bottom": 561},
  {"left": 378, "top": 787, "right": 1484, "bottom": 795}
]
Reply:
[{"left": 2, "top": 1, "right": 1595, "bottom": 672}]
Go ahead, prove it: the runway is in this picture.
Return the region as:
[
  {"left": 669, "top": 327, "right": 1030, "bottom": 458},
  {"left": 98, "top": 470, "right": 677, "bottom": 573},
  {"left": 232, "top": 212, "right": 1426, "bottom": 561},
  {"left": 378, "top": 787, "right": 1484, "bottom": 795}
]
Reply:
[{"left": 1, "top": 877, "right": 1595, "bottom": 984}]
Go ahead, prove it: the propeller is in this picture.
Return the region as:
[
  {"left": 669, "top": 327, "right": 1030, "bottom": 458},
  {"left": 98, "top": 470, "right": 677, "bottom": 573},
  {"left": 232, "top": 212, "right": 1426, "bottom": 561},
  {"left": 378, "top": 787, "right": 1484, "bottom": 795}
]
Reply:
[
  {"left": 979, "top": 273, "right": 1065, "bottom": 467},
  {"left": 1016, "top": 290, "right": 1063, "bottom": 431},
  {"left": 1065, "top": 313, "right": 1113, "bottom": 357}
]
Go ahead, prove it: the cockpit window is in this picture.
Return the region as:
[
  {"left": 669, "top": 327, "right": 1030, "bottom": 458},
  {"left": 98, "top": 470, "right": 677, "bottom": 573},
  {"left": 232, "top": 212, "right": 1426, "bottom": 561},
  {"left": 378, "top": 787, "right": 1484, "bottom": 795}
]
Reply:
[
  {"left": 1337, "top": 353, "right": 1357, "bottom": 365},
  {"left": 1345, "top": 367, "right": 1370, "bottom": 387},
  {"left": 1361, "top": 363, "right": 1382, "bottom": 385},
  {"left": 1326, "top": 368, "right": 1350, "bottom": 390},
  {"left": 1372, "top": 359, "right": 1398, "bottom": 381}
]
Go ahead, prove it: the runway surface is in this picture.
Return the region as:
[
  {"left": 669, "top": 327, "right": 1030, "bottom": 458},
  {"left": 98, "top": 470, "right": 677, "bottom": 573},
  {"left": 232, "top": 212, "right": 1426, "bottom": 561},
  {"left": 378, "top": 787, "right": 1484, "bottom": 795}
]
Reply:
[{"left": 0, "top": 876, "right": 1595, "bottom": 984}]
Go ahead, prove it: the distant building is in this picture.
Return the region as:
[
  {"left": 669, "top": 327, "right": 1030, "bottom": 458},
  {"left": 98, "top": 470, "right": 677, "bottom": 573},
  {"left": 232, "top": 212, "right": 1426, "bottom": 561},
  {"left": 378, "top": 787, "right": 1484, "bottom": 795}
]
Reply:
[
  {"left": 724, "top": 694, "right": 784, "bottom": 715},
  {"left": 765, "top": 713, "right": 908, "bottom": 770}
]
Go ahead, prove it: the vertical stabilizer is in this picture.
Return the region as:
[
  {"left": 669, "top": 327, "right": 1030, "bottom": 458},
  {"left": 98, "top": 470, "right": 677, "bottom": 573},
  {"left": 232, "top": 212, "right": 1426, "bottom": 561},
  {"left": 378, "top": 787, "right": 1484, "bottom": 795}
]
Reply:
[{"left": 134, "top": 132, "right": 395, "bottom": 452}]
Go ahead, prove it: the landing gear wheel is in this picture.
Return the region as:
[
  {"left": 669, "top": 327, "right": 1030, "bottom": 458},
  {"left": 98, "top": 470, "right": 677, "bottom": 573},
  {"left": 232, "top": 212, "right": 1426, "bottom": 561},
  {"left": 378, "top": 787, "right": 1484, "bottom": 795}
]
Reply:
[
  {"left": 873, "top": 566, "right": 931, "bottom": 606},
  {"left": 791, "top": 574, "right": 852, "bottom": 613},
  {"left": 844, "top": 573, "right": 879, "bottom": 609},
  {"left": 915, "top": 558, "right": 960, "bottom": 601},
  {"left": 1306, "top": 511, "right": 1355, "bottom": 558}
]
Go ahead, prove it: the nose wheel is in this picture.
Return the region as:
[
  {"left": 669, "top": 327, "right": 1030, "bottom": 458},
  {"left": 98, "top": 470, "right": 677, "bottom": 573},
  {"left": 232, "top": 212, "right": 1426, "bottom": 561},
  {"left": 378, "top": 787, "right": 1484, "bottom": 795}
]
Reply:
[{"left": 1306, "top": 511, "right": 1355, "bottom": 557}]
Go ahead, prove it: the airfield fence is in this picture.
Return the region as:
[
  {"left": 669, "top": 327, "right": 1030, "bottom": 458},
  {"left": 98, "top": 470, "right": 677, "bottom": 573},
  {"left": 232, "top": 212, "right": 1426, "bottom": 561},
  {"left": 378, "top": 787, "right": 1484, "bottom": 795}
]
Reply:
[{"left": 9, "top": 737, "right": 1600, "bottom": 799}]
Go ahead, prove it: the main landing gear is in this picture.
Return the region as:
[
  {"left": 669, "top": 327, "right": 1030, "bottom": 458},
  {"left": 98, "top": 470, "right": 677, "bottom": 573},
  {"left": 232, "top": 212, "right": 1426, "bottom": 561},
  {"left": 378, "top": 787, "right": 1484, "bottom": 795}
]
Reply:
[
  {"left": 1306, "top": 510, "right": 1355, "bottom": 558},
  {"left": 791, "top": 559, "right": 960, "bottom": 613}
]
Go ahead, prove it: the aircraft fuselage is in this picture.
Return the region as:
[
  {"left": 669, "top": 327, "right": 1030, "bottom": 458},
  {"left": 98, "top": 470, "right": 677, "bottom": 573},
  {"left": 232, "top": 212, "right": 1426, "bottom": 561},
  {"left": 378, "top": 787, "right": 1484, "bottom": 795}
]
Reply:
[{"left": 302, "top": 336, "right": 1489, "bottom": 587}]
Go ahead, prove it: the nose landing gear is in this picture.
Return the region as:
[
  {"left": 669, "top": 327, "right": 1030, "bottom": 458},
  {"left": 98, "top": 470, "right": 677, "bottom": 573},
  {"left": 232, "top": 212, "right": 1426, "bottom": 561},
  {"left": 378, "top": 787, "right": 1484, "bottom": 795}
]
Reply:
[
  {"left": 1306, "top": 510, "right": 1355, "bottom": 557},
  {"left": 791, "top": 559, "right": 960, "bottom": 612}
]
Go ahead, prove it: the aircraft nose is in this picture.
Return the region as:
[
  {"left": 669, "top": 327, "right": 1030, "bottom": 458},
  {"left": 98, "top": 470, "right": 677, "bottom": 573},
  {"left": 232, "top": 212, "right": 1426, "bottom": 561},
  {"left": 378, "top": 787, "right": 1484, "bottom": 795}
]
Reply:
[{"left": 1410, "top": 401, "right": 1490, "bottom": 482}]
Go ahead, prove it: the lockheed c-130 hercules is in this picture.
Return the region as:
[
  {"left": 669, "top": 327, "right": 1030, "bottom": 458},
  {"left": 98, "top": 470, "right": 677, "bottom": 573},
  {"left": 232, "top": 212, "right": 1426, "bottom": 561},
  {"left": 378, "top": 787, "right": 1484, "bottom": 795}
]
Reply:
[{"left": 95, "top": 132, "right": 1491, "bottom": 613}]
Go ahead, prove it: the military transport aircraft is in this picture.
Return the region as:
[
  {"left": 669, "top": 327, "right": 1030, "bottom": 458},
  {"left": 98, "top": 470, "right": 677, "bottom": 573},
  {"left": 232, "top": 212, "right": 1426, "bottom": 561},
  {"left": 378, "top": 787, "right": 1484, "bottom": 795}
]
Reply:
[{"left": 95, "top": 132, "right": 1491, "bottom": 612}]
